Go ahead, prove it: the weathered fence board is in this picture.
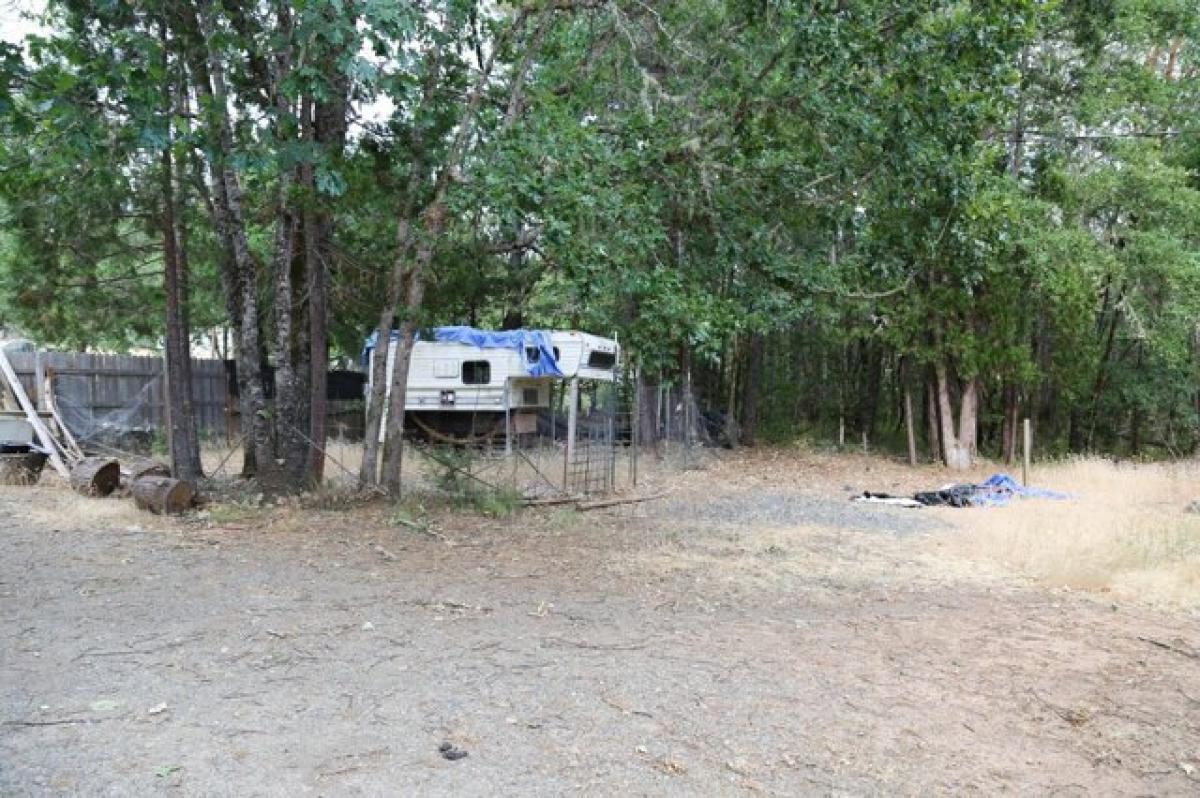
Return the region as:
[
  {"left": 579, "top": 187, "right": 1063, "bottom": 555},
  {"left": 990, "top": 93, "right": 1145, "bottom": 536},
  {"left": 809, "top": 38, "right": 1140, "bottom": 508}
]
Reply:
[
  {"left": 4, "top": 351, "right": 367, "bottom": 445},
  {"left": 6, "top": 352, "right": 229, "bottom": 439}
]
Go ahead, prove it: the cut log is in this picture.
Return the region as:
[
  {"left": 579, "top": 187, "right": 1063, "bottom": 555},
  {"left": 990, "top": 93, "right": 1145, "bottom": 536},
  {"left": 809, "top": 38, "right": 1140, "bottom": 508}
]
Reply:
[
  {"left": 69, "top": 457, "right": 121, "bottom": 497},
  {"left": 132, "top": 476, "right": 194, "bottom": 515},
  {"left": 0, "top": 451, "right": 48, "bottom": 486},
  {"left": 121, "top": 459, "right": 172, "bottom": 483}
]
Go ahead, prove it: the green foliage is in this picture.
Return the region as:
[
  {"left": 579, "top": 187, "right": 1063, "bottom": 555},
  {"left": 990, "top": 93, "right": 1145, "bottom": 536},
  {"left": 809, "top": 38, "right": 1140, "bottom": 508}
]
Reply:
[
  {"left": 0, "top": 0, "right": 1197, "bottom": 459},
  {"left": 428, "top": 446, "right": 521, "bottom": 516}
]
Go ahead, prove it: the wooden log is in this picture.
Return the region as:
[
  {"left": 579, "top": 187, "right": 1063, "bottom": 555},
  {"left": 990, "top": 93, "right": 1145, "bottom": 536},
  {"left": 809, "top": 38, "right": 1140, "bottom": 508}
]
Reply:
[
  {"left": 69, "top": 457, "right": 121, "bottom": 497},
  {"left": 132, "top": 476, "right": 194, "bottom": 515},
  {"left": 0, "top": 451, "right": 48, "bottom": 486},
  {"left": 121, "top": 459, "right": 171, "bottom": 483}
]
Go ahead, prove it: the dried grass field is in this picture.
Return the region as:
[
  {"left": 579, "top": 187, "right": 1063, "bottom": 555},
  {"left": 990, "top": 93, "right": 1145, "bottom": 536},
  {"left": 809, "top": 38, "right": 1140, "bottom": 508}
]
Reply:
[{"left": 2, "top": 447, "right": 1199, "bottom": 794}]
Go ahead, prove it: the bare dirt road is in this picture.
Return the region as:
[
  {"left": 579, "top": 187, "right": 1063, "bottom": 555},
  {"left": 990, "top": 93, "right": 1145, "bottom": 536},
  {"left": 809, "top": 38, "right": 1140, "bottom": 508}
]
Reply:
[{"left": 3, "top": 453, "right": 1199, "bottom": 795}]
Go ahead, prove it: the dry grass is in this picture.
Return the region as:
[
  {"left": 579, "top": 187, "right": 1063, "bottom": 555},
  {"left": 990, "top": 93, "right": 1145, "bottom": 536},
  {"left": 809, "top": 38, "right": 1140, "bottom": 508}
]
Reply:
[
  {"left": 201, "top": 438, "right": 651, "bottom": 499},
  {"left": 194, "top": 441, "right": 1200, "bottom": 608},
  {"left": 19, "top": 482, "right": 150, "bottom": 530},
  {"left": 638, "top": 445, "right": 1200, "bottom": 608},
  {"left": 938, "top": 457, "right": 1200, "bottom": 607}
]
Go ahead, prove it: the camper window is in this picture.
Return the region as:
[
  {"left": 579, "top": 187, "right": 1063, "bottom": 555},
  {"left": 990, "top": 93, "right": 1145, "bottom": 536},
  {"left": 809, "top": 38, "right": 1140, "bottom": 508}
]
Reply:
[
  {"left": 463, "top": 360, "right": 491, "bottom": 385},
  {"left": 525, "top": 347, "right": 561, "bottom": 364},
  {"left": 586, "top": 350, "right": 617, "bottom": 369}
]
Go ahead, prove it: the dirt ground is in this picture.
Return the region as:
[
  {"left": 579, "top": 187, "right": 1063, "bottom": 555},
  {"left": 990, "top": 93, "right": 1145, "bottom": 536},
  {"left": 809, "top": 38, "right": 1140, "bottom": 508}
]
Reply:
[{"left": 3, "top": 449, "right": 1200, "bottom": 795}]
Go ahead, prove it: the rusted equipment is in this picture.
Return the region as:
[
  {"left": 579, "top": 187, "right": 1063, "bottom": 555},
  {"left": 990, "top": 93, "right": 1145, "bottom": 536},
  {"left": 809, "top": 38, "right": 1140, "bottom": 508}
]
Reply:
[{"left": 0, "top": 450, "right": 49, "bottom": 486}]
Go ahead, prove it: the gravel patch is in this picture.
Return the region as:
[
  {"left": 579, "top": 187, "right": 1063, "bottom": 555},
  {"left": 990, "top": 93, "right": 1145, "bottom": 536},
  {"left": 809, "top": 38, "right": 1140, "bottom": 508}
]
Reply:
[{"left": 656, "top": 490, "right": 944, "bottom": 536}]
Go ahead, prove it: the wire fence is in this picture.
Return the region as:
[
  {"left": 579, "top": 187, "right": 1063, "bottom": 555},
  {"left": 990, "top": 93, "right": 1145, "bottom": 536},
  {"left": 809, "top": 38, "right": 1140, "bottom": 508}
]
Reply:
[{"left": 199, "top": 365, "right": 725, "bottom": 500}]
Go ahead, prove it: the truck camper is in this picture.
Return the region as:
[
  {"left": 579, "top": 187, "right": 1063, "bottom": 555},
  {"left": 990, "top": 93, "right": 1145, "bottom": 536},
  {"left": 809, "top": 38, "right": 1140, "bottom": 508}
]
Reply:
[{"left": 362, "top": 327, "right": 619, "bottom": 443}]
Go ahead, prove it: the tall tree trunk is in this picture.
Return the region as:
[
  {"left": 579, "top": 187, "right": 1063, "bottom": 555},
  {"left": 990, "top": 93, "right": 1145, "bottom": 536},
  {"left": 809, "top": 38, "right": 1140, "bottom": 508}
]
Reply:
[
  {"left": 191, "top": 98, "right": 254, "bottom": 476},
  {"left": 1085, "top": 288, "right": 1123, "bottom": 452},
  {"left": 306, "top": 5, "right": 351, "bottom": 485},
  {"left": 379, "top": 218, "right": 434, "bottom": 495},
  {"left": 636, "top": 371, "right": 659, "bottom": 447},
  {"left": 158, "top": 69, "right": 202, "bottom": 481},
  {"left": 268, "top": 174, "right": 304, "bottom": 491},
  {"left": 263, "top": 10, "right": 310, "bottom": 493},
  {"left": 1129, "top": 342, "right": 1145, "bottom": 456},
  {"left": 304, "top": 185, "right": 328, "bottom": 484},
  {"left": 195, "top": 4, "right": 273, "bottom": 484},
  {"left": 934, "top": 360, "right": 973, "bottom": 471},
  {"left": 1000, "top": 382, "right": 1019, "bottom": 464},
  {"left": 859, "top": 342, "right": 883, "bottom": 442},
  {"left": 901, "top": 361, "right": 917, "bottom": 466},
  {"left": 725, "top": 336, "right": 740, "bottom": 446},
  {"left": 374, "top": 8, "right": 542, "bottom": 494},
  {"left": 924, "top": 375, "right": 940, "bottom": 462},
  {"left": 360, "top": 46, "right": 441, "bottom": 487},
  {"left": 740, "top": 332, "right": 763, "bottom": 446},
  {"left": 957, "top": 377, "right": 979, "bottom": 463},
  {"left": 680, "top": 344, "right": 698, "bottom": 445}
]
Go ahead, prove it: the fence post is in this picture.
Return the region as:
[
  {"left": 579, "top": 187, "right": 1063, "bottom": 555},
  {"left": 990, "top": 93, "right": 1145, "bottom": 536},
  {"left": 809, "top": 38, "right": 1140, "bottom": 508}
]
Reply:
[
  {"left": 631, "top": 366, "right": 639, "bottom": 488},
  {"left": 504, "top": 376, "right": 512, "bottom": 458},
  {"left": 1022, "top": 418, "right": 1032, "bottom": 486},
  {"left": 33, "top": 351, "right": 45, "bottom": 411},
  {"left": 564, "top": 377, "right": 579, "bottom": 491},
  {"left": 162, "top": 351, "right": 173, "bottom": 458}
]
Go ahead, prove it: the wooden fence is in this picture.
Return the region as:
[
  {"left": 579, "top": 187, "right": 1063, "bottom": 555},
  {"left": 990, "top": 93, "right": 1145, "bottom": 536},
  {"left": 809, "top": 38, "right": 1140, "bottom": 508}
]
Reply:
[
  {"left": 3, "top": 351, "right": 367, "bottom": 445},
  {"left": 5, "top": 351, "right": 230, "bottom": 440}
]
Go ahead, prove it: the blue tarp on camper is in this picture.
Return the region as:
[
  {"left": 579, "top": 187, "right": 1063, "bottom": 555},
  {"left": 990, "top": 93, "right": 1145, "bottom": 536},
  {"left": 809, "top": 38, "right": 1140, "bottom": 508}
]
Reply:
[{"left": 361, "top": 326, "right": 565, "bottom": 378}]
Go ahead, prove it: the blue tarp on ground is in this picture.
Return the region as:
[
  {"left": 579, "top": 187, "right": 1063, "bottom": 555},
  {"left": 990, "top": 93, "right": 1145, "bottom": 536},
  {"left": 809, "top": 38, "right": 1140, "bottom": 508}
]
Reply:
[
  {"left": 361, "top": 326, "right": 565, "bottom": 378},
  {"left": 969, "top": 473, "right": 1071, "bottom": 507},
  {"left": 910, "top": 472, "right": 1071, "bottom": 508}
]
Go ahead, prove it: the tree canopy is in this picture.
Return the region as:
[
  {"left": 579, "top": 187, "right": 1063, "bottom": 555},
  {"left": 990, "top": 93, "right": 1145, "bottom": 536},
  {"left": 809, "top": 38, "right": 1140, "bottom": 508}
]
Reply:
[{"left": 1, "top": 0, "right": 1197, "bottom": 486}]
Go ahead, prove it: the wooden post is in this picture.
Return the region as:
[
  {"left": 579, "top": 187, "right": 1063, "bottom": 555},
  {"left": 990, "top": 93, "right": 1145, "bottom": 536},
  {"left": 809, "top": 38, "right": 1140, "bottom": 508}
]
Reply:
[
  {"left": 0, "top": 347, "right": 69, "bottom": 478},
  {"left": 631, "top": 366, "right": 639, "bottom": 487},
  {"left": 1022, "top": 418, "right": 1032, "bottom": 486},
  {"left": 224, "top": 361, "right": 235, "bottom": 445},
  {"left": 663, "top": 383, "right": 671, "bottom": 451},
  {"left": 162, "top": 352, "right": 173, "bottom": 463},
  {"left": 564, "top": 377, "right": 579, "bottom": 490},
  {"left": 903, "top": 385, "right": 918, "bottom": 466},
  {"left": 503, "top": 376, "right": 512, "bottom": 458},
  {"left": 33, "top": 351, "right": 45, "bottom": 412}
]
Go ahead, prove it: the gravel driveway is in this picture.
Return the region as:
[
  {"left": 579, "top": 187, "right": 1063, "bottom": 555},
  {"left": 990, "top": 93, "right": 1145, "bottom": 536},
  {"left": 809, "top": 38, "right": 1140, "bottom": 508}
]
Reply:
[{"left": 2, "top": 480, "right": 1198, "bottom": 795}]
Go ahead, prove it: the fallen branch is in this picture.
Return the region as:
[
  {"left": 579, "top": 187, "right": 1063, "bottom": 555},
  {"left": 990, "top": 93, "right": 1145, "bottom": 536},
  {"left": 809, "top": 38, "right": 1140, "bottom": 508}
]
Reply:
[
  {"left": 542, "top": 636, "right": 648, "bottom": 651},
  {"left": 3, "top": 718, "right": 105, "bottom": 727},
  {"left": 1136, "top": 635, "right": 1199, "bottom": 660},
  {"left": 522, "top": 495, "right": 583, "bottom": 507},
  {"left": 575, "top": 493, "right": 667, "bottom": 511}
]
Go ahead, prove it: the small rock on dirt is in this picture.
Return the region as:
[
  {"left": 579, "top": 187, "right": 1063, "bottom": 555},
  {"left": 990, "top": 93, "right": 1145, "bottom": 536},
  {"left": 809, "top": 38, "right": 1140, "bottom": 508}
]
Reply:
[{"left": 438, "top": 741, "right": 468, "bottom": 761}]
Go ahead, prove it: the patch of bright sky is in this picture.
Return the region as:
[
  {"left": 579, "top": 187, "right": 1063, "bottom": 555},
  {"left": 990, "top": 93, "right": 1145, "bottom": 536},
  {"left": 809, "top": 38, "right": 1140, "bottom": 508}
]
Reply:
[
  {"left": 1, "top": 0, "right": 396, "bottom": 128},
  {"left": 1, "top": 0, "right": 45, "bottom": 44}
]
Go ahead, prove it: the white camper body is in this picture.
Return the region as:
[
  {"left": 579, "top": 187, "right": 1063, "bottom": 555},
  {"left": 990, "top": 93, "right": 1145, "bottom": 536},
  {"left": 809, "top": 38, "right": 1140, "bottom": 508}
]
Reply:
[{"left": 368, "top": 330, "right": 619, "bottom": 441}]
